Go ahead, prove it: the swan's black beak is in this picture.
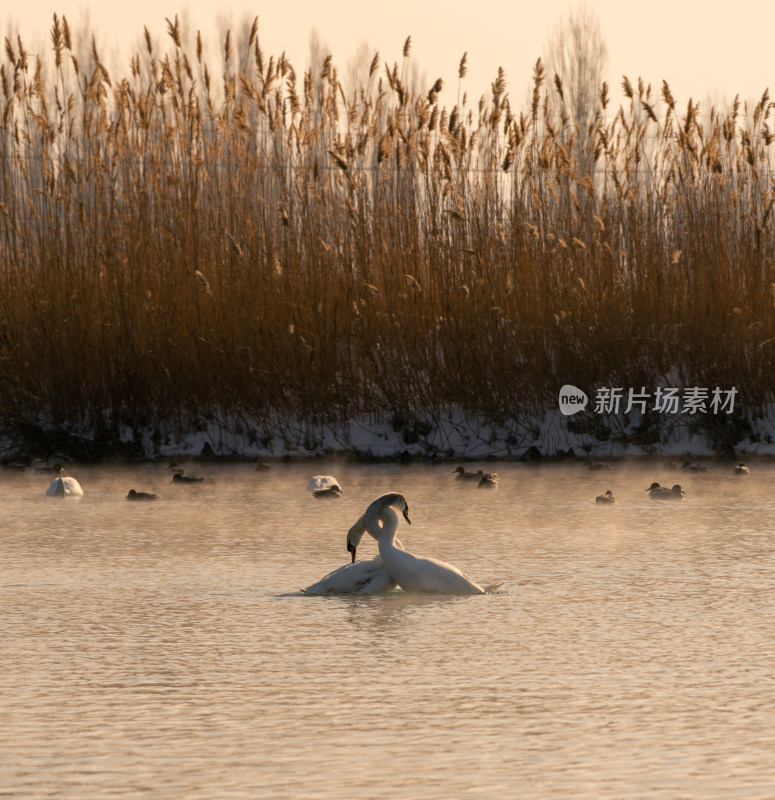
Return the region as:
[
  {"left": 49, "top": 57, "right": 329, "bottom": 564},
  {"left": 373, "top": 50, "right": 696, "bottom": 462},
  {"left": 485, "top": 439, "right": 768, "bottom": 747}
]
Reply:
[
  {"left": 403, "top": 507, "right": 411, "bottom": 524},
  {"left": 347, "top": 540, "right": 356, "bottom": 563}
]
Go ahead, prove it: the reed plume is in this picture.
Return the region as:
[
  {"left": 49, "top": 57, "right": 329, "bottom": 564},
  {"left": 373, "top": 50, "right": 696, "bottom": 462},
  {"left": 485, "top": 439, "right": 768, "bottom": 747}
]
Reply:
[{"left": 0, "top": 15, "right": 773, "bottom": 451}]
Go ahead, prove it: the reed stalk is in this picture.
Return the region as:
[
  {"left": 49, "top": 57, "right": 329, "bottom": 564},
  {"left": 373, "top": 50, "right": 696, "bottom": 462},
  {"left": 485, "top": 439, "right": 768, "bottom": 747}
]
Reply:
[{"left": 0, "top": 16, "right": 773, "bottom": 447}]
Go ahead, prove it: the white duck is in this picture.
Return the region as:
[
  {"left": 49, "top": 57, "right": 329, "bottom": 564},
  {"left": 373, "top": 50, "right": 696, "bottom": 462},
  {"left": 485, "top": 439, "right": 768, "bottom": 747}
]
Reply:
[
  {"left": 301, "top": 511, "right": 404, "bottom": 594},
  {"left": 360, "top": 492, "right": 502, "bottom": 595},
  {"left": 46, "top": 476, "right": 84, "bottom": 497}
]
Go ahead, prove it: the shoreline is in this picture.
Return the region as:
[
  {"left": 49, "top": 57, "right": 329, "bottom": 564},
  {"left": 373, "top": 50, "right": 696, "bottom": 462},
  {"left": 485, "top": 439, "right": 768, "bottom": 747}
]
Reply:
[{"left": 2, "top": 407, "right": 773, "bottom": 465}]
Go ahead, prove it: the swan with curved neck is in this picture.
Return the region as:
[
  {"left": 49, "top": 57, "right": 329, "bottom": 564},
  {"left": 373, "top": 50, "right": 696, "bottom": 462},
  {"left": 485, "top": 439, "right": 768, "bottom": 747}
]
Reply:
[
  {"left": 301, "top": 506, "right": 404, "bottom": 594},
  {"left": 356, "top": 492, "right": 501, "bottom": 595}
]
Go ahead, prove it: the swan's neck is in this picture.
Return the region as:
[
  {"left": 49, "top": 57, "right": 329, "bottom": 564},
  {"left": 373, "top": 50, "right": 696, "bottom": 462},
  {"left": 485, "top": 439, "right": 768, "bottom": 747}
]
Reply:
[{"left": 370, "top": 508, "right": 400, "bottom": 559}]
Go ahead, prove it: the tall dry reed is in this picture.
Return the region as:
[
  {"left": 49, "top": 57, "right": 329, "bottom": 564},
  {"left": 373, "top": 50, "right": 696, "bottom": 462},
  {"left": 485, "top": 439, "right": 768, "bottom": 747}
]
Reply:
[{"left": 0, "top": 16, "right": 773, "bottom": 446}]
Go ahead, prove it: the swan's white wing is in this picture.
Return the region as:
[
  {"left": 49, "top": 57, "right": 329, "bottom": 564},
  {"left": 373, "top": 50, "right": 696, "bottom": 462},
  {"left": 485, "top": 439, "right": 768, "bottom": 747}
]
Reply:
[
  {"left": 385, "top": 550, "right": 486, "bottom": 594},
  {"left": 307, "top": 475, "right": 340, "bottom": 492},
  {"left": 302, "top": 558, "right": 397, "bottom": 594},
  {"left": 63, "top": 477, "right": 84, "bottom": 496},
  {"left": 364, "top": 499, "right": 485, "bottom": 594}
]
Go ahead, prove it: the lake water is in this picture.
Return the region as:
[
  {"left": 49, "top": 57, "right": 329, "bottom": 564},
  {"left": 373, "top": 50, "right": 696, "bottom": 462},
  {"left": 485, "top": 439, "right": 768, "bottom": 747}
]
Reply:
[{"left": 3, "top": 459, "right": 775, "bottom": 798}]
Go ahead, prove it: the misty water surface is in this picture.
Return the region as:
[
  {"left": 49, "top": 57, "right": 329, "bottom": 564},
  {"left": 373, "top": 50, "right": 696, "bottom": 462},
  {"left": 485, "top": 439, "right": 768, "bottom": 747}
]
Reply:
[{"left": 3, "top": 459, "right": 775, "bottom": 798}]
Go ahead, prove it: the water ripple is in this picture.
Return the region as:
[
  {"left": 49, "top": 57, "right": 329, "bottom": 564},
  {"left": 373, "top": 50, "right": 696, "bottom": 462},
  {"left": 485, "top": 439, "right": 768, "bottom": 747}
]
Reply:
[{"left": 3, "top": 462, "right": 775, "bottom": 797}]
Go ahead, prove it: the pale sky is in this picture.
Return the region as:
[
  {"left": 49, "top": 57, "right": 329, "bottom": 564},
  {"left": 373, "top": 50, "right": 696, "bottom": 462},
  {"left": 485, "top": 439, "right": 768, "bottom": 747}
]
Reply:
[{"left": 4, "top": 1, "right": 773, "bottom": 110}]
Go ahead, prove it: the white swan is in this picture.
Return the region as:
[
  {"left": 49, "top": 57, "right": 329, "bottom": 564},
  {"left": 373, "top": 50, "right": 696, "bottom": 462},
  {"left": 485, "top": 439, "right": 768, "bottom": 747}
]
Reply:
[
  {"left": 301, "top": 511, "right": 403, "bottom": 594},
  {"left": 46, "top": 476, "right": 84, "bottom": 497},
  {"left": 361, "top": 492, "right": 502, "bottom": 595},
  {"left": 307, "top": 475, "right": 340, "bottom": 492},
  {"left": 301, "top": 557, "right": 395, "bottom": 594},
  {"left": 307, "top": 475, "right": 343, "bottom": 498}
]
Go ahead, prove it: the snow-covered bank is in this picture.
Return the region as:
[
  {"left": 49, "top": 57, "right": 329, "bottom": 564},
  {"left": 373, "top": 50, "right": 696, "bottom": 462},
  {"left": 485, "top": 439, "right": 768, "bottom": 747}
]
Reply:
[{"left": 2, "top": 406, "right": 774, "bottom": 463}]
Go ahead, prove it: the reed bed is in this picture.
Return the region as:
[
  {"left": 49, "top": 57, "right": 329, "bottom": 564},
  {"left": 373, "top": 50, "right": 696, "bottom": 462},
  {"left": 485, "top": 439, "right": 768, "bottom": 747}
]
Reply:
[{"left": 1, "top": 16, "right": 774, "bottom": 449}]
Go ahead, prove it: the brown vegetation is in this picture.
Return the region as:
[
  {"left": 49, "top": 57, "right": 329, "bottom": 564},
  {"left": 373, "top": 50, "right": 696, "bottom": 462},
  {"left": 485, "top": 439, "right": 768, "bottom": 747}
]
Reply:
[{"left": 0, "top": 16, "right": 773, "bottom": 442}]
